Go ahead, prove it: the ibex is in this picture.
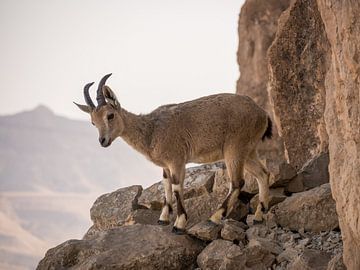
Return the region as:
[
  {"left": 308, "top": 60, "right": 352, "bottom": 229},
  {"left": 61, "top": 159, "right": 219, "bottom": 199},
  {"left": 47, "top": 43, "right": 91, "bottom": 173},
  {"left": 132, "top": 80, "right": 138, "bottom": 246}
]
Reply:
[{"left": 75, "top": 74, "right": 272, "bottom": 234}]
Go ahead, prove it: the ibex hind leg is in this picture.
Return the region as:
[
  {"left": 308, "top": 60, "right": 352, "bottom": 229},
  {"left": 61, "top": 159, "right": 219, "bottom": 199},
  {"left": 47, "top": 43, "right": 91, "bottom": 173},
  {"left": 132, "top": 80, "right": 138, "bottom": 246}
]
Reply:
[
  {"left": 168, "top": 164, "right": 187, "bottom": 234},
  {"left": 245, "top": 150, "right": 270, "bottom": 223},
  {"left": 210, "top": 147, "right": 247, "bottom": 224},
  {"left": 158, "top": 169, "right": 173, "bottom": 226}
]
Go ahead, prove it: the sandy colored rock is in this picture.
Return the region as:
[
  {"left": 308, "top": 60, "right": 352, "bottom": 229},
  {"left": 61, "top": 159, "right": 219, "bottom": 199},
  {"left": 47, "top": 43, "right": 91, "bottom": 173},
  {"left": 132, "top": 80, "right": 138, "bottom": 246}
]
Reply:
[
  {"left": 250, "top": 188, "right": 286, "bottom": 213},
  {"left": 188, "top": 220, "right": 223, "bottom": 241},
  {"left": 237, "top": 0, "right": 291, "bottom": 169},
  {"left": 138, "top": 164, "right": 217, "bottom": 210},
  {"left": 327, "top": 253, "right": 346, "bottom": 270},
  {"left": 272, "top": 184, "right": 338, "bottom": 232},
  {"left": 37, "top": 224, "right": 204, "bottom": 270},
  {"left": 221, "top": 219, "right": 246, "bottom": 243},
  {"left": 90, "top": 185, "right": 143, "bottom": 230},
  {"left": 197, "top": 239, "right": 237, "bottom": 270},
  {"left": 124, "top": 209, "right": 160, "bottom": 226},
  {"left": 288, "top": 248, "right": 332, "bottom": 270},
  {"left": 268, "top": 0, "right": 330, "bottom": 171},
  {"left": 315, "top": 1, "right": 360, "bottom": 268}
]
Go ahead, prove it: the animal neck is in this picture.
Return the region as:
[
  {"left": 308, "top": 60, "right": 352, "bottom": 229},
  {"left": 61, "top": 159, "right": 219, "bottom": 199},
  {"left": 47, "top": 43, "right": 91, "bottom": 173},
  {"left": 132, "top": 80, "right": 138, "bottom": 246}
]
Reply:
[{"left": 119, "top": 109, "right": 153, "bottom": 157}]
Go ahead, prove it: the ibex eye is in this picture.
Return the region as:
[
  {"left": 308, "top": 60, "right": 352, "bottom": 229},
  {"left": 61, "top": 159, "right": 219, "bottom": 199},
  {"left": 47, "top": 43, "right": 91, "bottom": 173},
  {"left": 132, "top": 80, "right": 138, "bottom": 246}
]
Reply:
[{"left": 107, "top": 113, "right": 114, "bottom": 121}]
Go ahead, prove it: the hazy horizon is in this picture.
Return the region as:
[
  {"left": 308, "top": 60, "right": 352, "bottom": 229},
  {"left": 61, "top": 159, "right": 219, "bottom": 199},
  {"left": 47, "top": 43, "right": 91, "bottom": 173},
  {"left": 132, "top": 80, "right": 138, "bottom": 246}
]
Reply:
[{"left": 0, "top": 0, "right": 244, "bottom": 121}]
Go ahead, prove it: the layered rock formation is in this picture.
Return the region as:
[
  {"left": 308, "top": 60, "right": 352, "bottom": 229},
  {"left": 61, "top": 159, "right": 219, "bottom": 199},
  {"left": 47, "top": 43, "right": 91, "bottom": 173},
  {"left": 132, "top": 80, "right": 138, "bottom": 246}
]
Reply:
[
  {"left": 266, "top": 0, "right": 360, "bottom": 268},
  {"left": 236, "top": 0, "right": 291, "bottom": 169}
]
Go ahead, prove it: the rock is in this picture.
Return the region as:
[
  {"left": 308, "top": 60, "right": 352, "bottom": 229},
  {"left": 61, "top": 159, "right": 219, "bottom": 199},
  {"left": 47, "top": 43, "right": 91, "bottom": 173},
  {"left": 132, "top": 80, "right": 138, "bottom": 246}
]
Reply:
[
  {"left": 268, "top": 0, "right": 330, "bottom": 171},
  {"left": 237, "top": 0, "right": 291, "bottom": 168},
  {"left": 272, "top": 184, "right": 338, "bottom": 232},
  {"left": 221, "top": 219, "right": 246, "bottom": 243},
  {"left": 37, "top": 224, "right": 204, "bottom": 270},
  {"left": 250, "top": 188, "right": 286, "bottom": 213},
  {"left": 188, "top": 220, "right": 223, "bottom": 241},
  {"left": 316, "top": 1, "right": 360, "bottom": 268},
  {"left": 124, "top": 209, "right": 160, "bottom": 226},
  {"left": 277, "top": 247, "right": 299, "bottom": 263},
  {"left": 138, "top": 164, "right": 218, "bottom": 210},
  {"left": 90, "top": 185, "right": 143, "bottom": 230},
  {"left": 327, "top": 253, "right": 346, "bottom": 270},
  {"left": 270, "top": 162, "right": 297, "bottom": 188},
  {"left": 197, "top": 239, "right": 237, "bottom": 270},
  {"left": 220, "top": 239, "right": 276, "bottom": 269},
  {"left": 288, "top": 248, "right": 332, "bottom": 270},
  {"left": 197, "top": 238, "right": 276, "bottom": 270},
  {"left": 246, "top": 225, "right": 270, "bottom": 241},
  {"left": 287, "top": 152, "right": 329, "bottom": 193}
]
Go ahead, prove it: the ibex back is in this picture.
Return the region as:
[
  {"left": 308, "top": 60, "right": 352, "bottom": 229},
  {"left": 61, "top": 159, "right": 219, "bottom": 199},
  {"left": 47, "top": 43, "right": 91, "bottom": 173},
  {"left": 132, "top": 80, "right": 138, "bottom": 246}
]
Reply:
[{"left": 75, "top": 74, "right": 272, "bottom": 234}]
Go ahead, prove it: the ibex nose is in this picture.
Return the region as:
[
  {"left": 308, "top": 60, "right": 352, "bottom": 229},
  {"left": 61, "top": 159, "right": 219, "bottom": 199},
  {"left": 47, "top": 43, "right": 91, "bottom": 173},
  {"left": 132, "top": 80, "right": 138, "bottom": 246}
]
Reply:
[{"left": 99, "top": 137, "right": 106, "bottom": 146}]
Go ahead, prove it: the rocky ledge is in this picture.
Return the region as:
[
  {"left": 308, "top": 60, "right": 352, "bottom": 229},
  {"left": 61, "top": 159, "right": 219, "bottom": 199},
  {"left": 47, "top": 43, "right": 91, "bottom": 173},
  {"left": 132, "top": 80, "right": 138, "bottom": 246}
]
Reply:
[{"left": 37, "top": 164, "right": 345, "bottom": 270}]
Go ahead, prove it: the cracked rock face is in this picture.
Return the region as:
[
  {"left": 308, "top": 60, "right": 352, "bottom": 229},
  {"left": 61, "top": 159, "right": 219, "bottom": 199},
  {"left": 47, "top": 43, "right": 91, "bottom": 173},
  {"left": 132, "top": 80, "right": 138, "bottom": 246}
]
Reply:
[{"left": 37, "top": 225, "right": 204, "bottom": 270}]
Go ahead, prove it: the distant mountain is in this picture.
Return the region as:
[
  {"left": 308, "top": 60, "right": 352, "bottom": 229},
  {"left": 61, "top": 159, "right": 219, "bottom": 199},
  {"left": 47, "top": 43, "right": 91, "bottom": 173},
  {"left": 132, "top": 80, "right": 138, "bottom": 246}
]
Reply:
[
  {"left": 0, "top": 105, "right": 160, "bottom": 270},
  {"left": 0, "top": 105, "right": 160, "bottom": 192}
]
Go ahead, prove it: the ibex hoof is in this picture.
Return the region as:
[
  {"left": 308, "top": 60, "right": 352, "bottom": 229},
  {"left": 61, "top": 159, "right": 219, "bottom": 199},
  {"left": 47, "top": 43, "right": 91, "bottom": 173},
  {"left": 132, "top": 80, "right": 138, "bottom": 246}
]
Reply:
[
  {"left": 172, "top": 226, "right": 186, "bottom": 235},
  {"left": 157, "top": 220, "right": 170, "bottom": 226},
  {"left": 253, "top": 219, "right": 264, "bottom": 225}
]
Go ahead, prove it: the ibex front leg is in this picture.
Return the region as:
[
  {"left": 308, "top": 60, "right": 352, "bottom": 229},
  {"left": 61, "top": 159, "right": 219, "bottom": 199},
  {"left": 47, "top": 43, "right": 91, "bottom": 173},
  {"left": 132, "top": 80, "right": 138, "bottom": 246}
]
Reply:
[
  {"left": 158, "top": 169, "right": 173, "bottom": 225},
  {"left": 210, "top": 148, "right": 246, "bottom": 224},
  {"left": 169, "top": 164, "right": 187, "bottom": 234}
]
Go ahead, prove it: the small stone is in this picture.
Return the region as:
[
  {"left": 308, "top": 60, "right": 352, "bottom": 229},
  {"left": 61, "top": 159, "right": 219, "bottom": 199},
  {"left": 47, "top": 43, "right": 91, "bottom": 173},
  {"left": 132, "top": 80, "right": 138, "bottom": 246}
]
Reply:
[
  {"left": 188, "top": 220, "right": 223, "bottom": 241},
  {"left": 221, "top": 219, "right": 246, "bottom": 243}
]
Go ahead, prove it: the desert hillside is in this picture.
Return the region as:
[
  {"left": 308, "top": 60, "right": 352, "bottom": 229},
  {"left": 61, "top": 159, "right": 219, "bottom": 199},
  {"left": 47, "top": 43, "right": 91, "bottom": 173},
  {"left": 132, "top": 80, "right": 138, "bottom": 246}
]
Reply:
[{"left": 0, "top": 105, "right": 159, "bottom": 270}]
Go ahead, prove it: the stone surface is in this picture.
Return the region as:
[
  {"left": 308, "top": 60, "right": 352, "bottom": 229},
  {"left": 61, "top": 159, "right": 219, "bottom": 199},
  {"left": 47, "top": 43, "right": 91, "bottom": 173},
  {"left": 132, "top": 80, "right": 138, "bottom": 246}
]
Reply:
[
  {"left": 289, "top": 152, "right": 329, "bottom": 191},
  {"left": 327, "top": 253, "right": 346, "bottom": 270},
  {"left": 90, "top": 185, "right": 143, "bottom": 230},
  {"left": 268, "top": 0, "right": 330, "bottom": 171},
  {"left": 138, "top": 164, "right": 218, "bottom": 210},
  {"left": 288, "top": 248, "right": 332, "bottom": 270},
  {"left": 250, "top": 188, "right": 286, "bottom": 213},
  {"left": 37, "top": 224, "right": 204, "bottom": 270},
  {"left": 221, "top": 219, "right": 246, "bottom": 243},
  {"left": 188, "top": 220, "right": 223, "bottom": 241},
  {"left": 237, "top": 0, "right": 291, "bottom": 169},
  {"left": 197, "top": 239, "right": 236, "bottom": 270},
  {"left": 124, "top": 209, "right": 160, "bottom": 226},
  {"left": 316, "top": 1, "right": 360, "bottom": 269},
  {"left": 272, "top": 184, "right": 338, "bottom": 232}
]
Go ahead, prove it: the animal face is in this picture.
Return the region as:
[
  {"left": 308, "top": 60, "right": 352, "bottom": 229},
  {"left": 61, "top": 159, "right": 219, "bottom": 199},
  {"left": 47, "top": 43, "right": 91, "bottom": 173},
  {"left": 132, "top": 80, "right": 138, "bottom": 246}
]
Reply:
[{"left": 74, "top": 74, "right": 123, "bottom": 147}]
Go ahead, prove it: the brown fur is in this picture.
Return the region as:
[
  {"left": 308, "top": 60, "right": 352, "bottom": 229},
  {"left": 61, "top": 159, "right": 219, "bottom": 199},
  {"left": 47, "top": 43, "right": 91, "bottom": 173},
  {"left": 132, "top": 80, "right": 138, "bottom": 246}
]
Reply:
[{"left": 77, "top": 85, "right": 271, "bottom": 230}]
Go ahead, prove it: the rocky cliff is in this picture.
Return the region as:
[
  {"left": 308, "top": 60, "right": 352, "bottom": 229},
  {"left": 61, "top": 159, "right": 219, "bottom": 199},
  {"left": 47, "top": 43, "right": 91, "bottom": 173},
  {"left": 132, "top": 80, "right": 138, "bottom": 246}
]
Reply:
[{"left": 37, "top": 0, "right": 359, "bottom": 269}]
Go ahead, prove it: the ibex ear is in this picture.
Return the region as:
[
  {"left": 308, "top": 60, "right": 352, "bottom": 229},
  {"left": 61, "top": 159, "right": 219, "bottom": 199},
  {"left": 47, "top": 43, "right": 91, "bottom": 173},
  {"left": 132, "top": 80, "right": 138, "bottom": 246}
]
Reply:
[
  {"left": 73, "top": 102, "right": 92, "bottom": 114},
  {"left": 103, "top": 86, "right": 120, "bottom": 109}
]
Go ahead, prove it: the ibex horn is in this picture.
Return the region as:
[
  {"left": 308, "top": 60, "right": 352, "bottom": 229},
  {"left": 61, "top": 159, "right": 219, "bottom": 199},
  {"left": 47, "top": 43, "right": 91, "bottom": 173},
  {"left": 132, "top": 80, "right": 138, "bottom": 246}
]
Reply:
[
  {"left": 83, "top": 82, "right": 95, "bottom": 108},
  {"left": 96, "top": 73, "right": 112, "bottom": 106}
]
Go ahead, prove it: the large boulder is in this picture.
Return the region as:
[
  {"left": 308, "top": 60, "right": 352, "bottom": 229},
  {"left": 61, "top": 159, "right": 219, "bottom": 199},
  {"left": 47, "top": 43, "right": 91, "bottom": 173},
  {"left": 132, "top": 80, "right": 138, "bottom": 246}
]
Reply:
[
  {"left": 268, "top": 0, "right": 330, "bottom": 171},
  {"left": 316, "top": 1, "right": 360, "bottom": 269},
  {"left": 37, "top": 224, "right": 204, "bottom": 270},
  {"left": 237, "top": 0, "right": 291, "bottom": 169},
  {"left": 90, "top": 185, "right": 143, "bottom": 230},
  {"left": 271, "top": 184, "right": 338, "bottom": 232}
]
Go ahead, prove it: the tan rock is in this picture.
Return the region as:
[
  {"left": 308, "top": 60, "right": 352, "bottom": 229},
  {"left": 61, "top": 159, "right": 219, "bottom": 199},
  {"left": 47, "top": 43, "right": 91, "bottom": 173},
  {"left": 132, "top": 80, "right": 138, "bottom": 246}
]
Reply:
[
  {"left": 268, "top": 0, "right": 330, "bottom": 171},
  {"left": 37, "top": 224, "right": 204, "bottom": 270},
  {"left": 221, "top": 219, "right": 246, "bottom": 243},
  {"left": 316, "top": 1, "right": 360, "bottom": 268},
  {"left": 288, "top": 248, "right": 332, "bottom": 270},
  {"left": 90, "top": 185, "right": 143, "bottom": 230},
  {"left": 327, "top": 253, "right": 346, "bottom": 270},
  {"left": 272, "top": 184, "right": 338, "bottom": 232},
  {"left": 250, "top": 188, "right": 286, "bottom": 213},
  {"left": 188, "top": 220, "right": 223, "bottom": 241},
  {"left": 237, "top": 0, "right": 291, "bottom": 169},
  {"left": 197, "top": 239, "right": 237, "bottom": 270}
]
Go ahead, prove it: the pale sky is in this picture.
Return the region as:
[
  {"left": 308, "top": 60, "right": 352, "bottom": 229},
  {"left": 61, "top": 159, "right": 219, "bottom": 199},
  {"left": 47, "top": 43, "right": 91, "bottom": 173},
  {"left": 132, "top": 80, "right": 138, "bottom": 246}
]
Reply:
[{"left": 0, "top": 0, "right": 244, "bottom": 120}]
